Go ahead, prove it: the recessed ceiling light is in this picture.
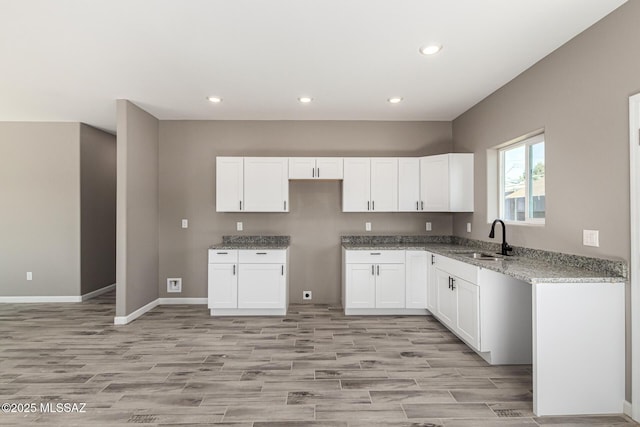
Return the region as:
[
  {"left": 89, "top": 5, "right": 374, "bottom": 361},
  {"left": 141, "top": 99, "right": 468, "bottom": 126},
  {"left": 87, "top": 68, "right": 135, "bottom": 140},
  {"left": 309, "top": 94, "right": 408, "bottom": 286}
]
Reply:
[
  {"left": 207, "top": 96, "right": 222, "bottom": 103},
  {"left": 388, "top": 97, "right": 403, "bottom": 104},
  {"left": 298, "top": 97, "right": 313, "bottom": 104},
  {"left": 420, "top": 44, "right": 442, "bottom": 55}
]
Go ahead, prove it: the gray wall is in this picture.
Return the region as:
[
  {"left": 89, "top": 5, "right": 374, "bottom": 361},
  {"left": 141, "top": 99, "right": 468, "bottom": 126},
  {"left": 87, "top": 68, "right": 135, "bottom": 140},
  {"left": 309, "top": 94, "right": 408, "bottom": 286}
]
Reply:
[
  {"left": 0, "top": 122, "right": 81, "bottom": 296},
  {"left": 116, "top": 100, "right": 160, "bottom": 316},
  {"left": 159, "top": 121, "right": 452, "bottom": 304},
  {"left": 451, "top": 0, "right": 640, "bottom": 400},
  {"left": 80, "top": 124, "right": 116, "bottom": 295}
]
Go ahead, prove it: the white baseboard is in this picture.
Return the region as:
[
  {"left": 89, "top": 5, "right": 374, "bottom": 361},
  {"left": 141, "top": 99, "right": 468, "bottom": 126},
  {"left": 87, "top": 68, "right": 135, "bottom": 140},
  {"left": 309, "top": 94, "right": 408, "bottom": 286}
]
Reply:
[
  {"left": 159, "top": 297, "right": 207, "bottom": 305},
  {"left": 81, "top": 283, "right": 116, "bottom": 301},
  {"left": 623, "top": 400, "right": 632, "bottom": 417},
  {"left": 113, "top": 298, "right": 159, "bottom": 325},
  {"left": 0, "top": 295, "right": 82, "bottom": 303}
]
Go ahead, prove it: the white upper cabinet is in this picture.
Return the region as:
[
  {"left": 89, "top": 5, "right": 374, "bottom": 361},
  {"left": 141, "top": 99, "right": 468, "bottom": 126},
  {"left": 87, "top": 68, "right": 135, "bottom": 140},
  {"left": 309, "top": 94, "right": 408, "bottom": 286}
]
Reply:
[
  {"left": 343, "top": 157, "right": 398, "bottom": 212},
  {"left": 288, "top": 157, "right": 316, "bottom": 179},
  {"left": 420, "top": 153, "right": 473, "bottom": 212},
  {"left": 244, "top": 157, "right": 289, "bottom": 212},
  {"left": 289, "top": 157, "right": 343, "bottom": 180},
  {"left": 398, "top": 158, "right": 421, "bottom": 212},
  {"left": 218, "top": 154, "right": 472, "bottom": 213},
  {"left": 315, "top": 157, "right": 343, "bottom": 179},
  {"left": 370, "top": 158, "right": 398, "bottom": 212},
  {"left": 342, "top": 158, "right": 371, "bottom": 212},
  {"left": 217, "top": 157, "right": 288, "bottom": 212},
  {"left": 216, "top": 157, "right": 244, "bottom": 212}
]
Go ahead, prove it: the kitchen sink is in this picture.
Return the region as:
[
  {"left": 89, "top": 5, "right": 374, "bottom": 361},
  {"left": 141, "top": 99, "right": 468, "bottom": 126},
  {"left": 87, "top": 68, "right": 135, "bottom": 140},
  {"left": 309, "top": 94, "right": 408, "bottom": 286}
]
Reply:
[{"left": 461, "top": 252, "right": 504, "bottom": 261}]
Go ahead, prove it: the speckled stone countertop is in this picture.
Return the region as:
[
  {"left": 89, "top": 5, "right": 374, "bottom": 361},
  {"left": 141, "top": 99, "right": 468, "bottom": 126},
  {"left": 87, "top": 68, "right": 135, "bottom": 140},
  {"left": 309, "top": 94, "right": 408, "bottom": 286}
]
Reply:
[
  {"left": 342, "top": 235, "right": 627, "bottom": 285},
  {"left": 210, "top": 235, "right": 290, "bottom": 250}
]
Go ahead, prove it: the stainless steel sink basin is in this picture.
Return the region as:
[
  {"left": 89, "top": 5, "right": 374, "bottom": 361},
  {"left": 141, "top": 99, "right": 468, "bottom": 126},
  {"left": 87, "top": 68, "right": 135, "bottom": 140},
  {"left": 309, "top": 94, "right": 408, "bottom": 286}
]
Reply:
[{"left": 461, "top": 252, "right": 504, "bottom": 261}]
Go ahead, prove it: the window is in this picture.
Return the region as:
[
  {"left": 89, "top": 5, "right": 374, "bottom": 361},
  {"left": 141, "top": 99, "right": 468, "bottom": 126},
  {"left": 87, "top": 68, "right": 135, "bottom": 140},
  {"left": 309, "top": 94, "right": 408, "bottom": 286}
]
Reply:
[{"left": 499, "top": 133, "right": 545, "bottom": 224}]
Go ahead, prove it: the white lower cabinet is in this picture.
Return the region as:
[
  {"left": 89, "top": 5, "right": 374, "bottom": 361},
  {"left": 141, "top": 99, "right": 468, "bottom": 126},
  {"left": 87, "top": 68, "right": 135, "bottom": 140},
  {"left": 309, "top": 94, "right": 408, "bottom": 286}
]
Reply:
[
  {"left": 375, "top": 263, "right": 405, "bottom": 308},
  {"left": 405, "top": 250, "right": 428, "bottom": 308},
  {"left": 343, "top": 249, "right": 425, "bottom": 315},
  {"left": 435, "top": 267, "right": 457, "bottom": 328},
  {"left": 453, "top": 276, "right": 480, "bottom": 349},
  {"left": 426, "top": 252, "right": 437, "bottom": 313},
  {"left": 344, "top": 263, "right": 376, "bottom": 308},
  {"left": 435, "top": 267, "right": 480, "bottom": 349},
  {"left": 208, "top": 263, "right": 237, "bottom": 309},
  {"left": 237, "top": 263, "right": 286, "bottom": 309},
  {"left": 431, "top": 254, "right": 532, "bottom": 365},
  {"left": 208, "top": 249, "right": 288, "bottom": 315}
]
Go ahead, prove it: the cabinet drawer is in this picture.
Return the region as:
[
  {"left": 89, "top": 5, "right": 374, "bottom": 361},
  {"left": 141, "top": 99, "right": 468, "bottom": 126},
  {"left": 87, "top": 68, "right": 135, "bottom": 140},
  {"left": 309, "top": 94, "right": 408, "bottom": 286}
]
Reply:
[
  {"left": 345, "top": 249, "right": 405, "bottom": 264},
  {"left": 239, "top": 249, "right": 287, "bottom": 263},
  {"left": 209, "top": 249, "right": 238, "bottom": 263},
  {"left": 435, "top": 255, "right": 478, "bottom": 284}
]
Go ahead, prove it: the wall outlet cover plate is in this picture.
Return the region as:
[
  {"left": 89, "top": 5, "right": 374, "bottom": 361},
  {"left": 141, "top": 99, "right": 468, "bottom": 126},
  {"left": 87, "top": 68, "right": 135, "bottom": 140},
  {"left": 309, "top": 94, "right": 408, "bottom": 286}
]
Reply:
[{"left": 167, "top": 278, "right": 182, "bottom": 293}]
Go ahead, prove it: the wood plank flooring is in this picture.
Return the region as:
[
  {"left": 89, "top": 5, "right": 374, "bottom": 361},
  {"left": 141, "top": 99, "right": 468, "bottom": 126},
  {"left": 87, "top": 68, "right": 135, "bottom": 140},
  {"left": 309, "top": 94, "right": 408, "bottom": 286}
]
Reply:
[{"left": 0, "top": 291, "right": 636, "bottom": 426}]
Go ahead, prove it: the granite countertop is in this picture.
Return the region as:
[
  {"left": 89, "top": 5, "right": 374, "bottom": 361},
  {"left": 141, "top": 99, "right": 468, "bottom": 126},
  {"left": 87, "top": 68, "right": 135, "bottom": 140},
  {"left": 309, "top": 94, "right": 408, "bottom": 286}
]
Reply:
[
  {"left": 210, "top": 235, "right": 290, "bottom": 250},
  {"left": 342, "top": 236, "right": 627, "bottom": 285}
]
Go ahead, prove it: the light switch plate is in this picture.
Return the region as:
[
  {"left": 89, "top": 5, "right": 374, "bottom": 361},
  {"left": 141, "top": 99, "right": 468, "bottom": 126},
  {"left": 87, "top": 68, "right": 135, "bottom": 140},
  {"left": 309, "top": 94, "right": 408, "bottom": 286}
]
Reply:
[
  {"left": 26, "top": 272, "right": 32, "bottom": 281},
  {"left": 365, "top": 222, "right": 372, "bottom": 231},
  {"left": 236, "top": 222, "right": 243, "bottom": 231},
  {"left": 426, "top": 222, "right": 432, "bottom": 231},
  {"left": 466, "top": 222, "right": 472, "bottom": 233},
  {"left": 583, "top": 229, "right": 600, "bottom": 247},
  {"left": 181, "top": 219, "right": 188, "bottom": 228}
]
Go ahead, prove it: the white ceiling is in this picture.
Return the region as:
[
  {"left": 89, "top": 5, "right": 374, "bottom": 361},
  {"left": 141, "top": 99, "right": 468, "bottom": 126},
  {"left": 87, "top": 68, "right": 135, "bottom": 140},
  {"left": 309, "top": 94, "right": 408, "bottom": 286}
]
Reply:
[{"left": 0, "top": 0, "right": 627, "bottom": 132}]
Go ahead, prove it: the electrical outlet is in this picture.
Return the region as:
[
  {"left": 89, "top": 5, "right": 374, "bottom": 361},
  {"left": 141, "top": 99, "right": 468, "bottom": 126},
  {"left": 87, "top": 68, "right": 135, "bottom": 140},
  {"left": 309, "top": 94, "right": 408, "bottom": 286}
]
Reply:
[
  {"left": 466, "top": 222, "right": 472, "bottom": 233},
  {"left": 167, "top": 278, "right": 182, "bottom": 293},
  {"left": 303, "top": 291, "right": 312, "bottom": 300},
  {"left": 583, "top": 229, "right": 600, "bottom": 247},
  {"left": 181, "top": 219, "right": 188, "bottom": 228},
  {"left": 365, "top": 222, "right": 372, "bottom": 231},
  {"left": 426, "top": 222, "right": 432, "bottom": 231},
  {"left": 236, "top": 222, "right": 243, "bottom": 231},
  {"left": 26, "top": 272, "right": 32, "bottom": 281}
]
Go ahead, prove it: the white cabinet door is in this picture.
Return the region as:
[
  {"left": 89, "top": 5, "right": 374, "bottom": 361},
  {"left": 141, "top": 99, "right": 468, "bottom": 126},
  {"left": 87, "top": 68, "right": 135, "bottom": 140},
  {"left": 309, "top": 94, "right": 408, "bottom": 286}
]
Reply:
[
  {"left": 426, "top": 253, "right": 437, "bottom": 312},
  {"left": 345, "top": 263, "right": 376, "bottom": 308},
  {"left": 370, "top": 158, "right": 398, "bottom": 212},
  {"left": 208, "top": 263, "right": 238, "bottom": 309},
  {"left": 289, "top": 157, "right": 316, "bottom": 179},
  {"left": 375, "top": 263, "right": 406, "bottom": 308},
  {"left": 238, "top": 263, "right": 286, "bottom": 309},
  {"left": 448, "top": 153, "right": 474, "bottom": 212},
  {"left": 421, "top": 154, "right": 450, "bottom": 212},
  {"left": 420, "top": 154, "right": 474, "bottom": 212},
  {"left": 216, "top": 157, "right": 244, "bottom": 212},
  {"left": 244, "top": 157, "right": 289, "bottom": 212},
  {"left": 398, "top": 158, "right": 421, "bottom": 212},
  {"left": 436, "top": 268, "right": 456, "bottom": 328},
  {"left": 343, "top": 158, "right": 371, "bottom": 212},
  {"left": 315, "top": 157, "right": 343, "bottom": 179},
  {"left": 405, "top": 251, "right": 427, "bottom": 309},
  {"left": 455, "top": 277, "right": 480, "bottom": 349}
]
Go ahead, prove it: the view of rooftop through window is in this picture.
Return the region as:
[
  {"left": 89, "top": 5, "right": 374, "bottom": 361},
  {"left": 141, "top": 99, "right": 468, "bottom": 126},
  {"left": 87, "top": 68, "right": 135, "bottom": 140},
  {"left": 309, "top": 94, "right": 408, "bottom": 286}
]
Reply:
[{"left": 500, "top": 136, "right": 545, "bottom": 222}]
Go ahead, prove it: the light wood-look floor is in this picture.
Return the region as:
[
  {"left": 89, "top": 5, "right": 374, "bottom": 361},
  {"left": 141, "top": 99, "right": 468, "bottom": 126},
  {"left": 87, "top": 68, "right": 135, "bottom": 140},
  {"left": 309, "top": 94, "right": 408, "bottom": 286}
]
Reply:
[{"left": 0, "top": 291, "right": 636, "bottom": 426}]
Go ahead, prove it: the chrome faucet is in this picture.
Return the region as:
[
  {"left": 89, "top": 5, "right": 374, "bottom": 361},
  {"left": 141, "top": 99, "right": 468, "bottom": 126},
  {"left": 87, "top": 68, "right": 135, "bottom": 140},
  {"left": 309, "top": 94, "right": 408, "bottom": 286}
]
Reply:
[{"left": 489, "top": 219, "right": 513, "bottom": 256}]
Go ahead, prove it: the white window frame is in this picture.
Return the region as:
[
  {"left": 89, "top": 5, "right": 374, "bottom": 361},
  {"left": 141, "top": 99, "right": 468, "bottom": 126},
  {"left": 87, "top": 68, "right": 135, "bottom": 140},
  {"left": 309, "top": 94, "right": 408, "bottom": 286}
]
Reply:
[{"left": 498, "top": 133, "right": 545, "bottom": 225}]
